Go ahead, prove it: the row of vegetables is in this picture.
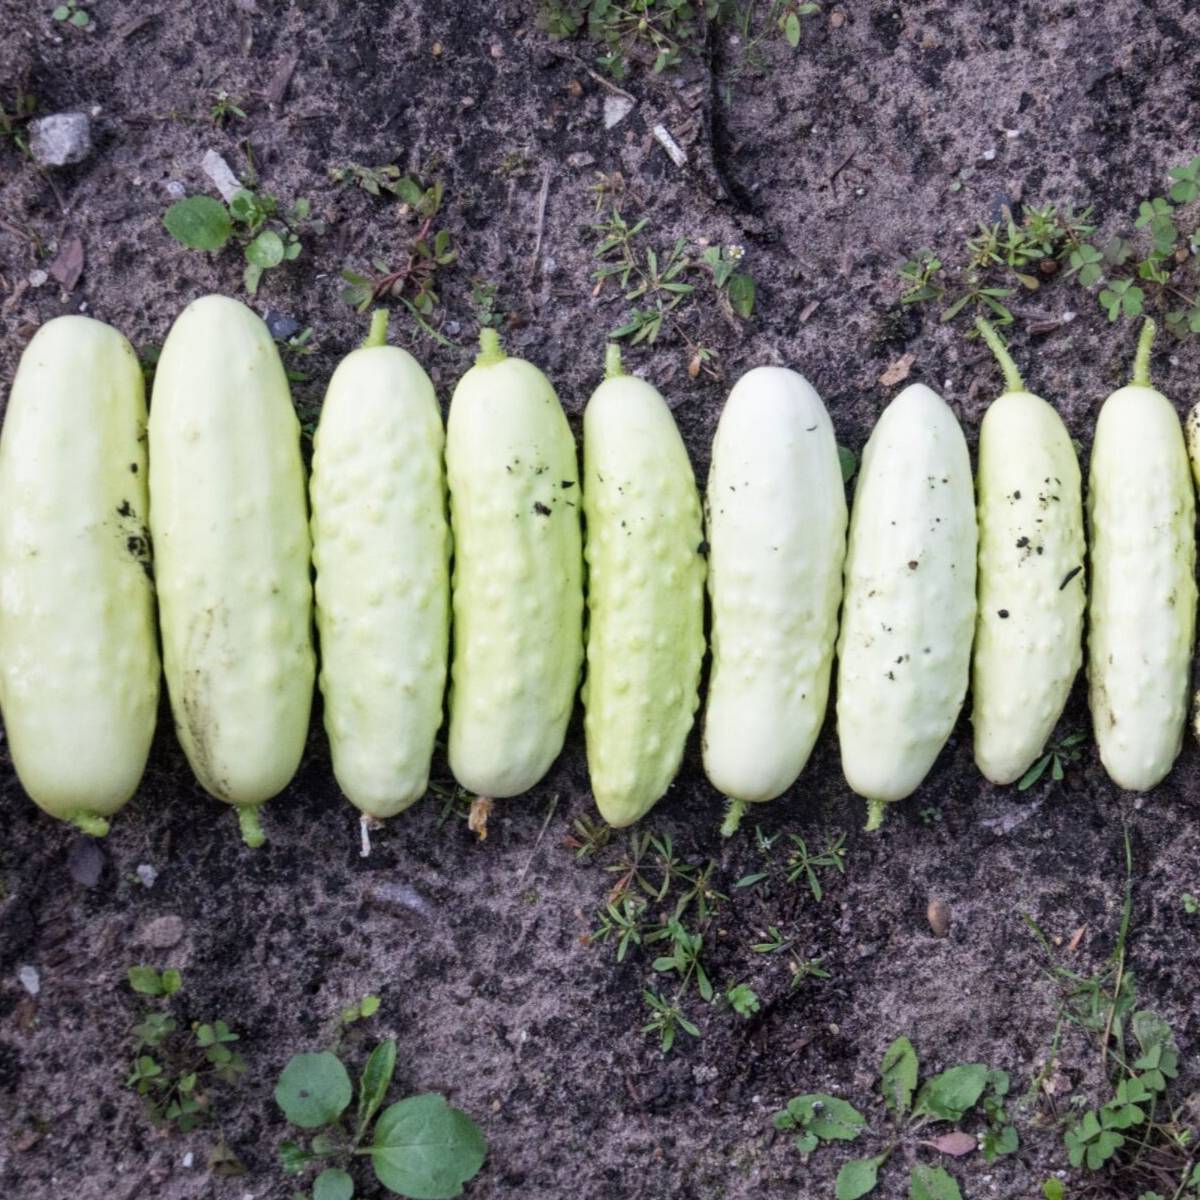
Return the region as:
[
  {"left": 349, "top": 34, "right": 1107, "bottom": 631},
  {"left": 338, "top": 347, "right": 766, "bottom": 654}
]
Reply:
[{"left": 0, "top": 297, "right": 1194, "bottom": 846}]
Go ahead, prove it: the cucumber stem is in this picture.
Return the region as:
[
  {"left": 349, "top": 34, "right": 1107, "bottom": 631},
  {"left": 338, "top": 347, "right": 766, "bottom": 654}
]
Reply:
[
  {"left": 73, "top": 812, "right": 110, "bottom": 838},
  {"left": 864, "top": 798, "right": 887, "bottom": 833},
  {"left": 1131, "top": 318, "right": 1157, "bottom": 388},
  {"left": 604, "top": 342, "right": 624, "bottom": 379},
  {"left": 237, "top": 806, "right": 266, "bottom": 849},
  {"left": 363, "top": 308, "right": 389, "bottom": 349},
  {"left": 975, "top": 317, "right": 1024, "bottom": 393},
  {"left": 720, "top": 798, "right": 747, "bottom": 838},
  {"left": 476, "top": 327, "right": 507, "bottom": 367}
]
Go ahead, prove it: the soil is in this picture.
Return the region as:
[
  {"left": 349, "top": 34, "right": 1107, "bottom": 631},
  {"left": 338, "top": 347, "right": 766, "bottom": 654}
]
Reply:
[{"left": 3, "top": 2, "right": 1200, "bottom": 1199}]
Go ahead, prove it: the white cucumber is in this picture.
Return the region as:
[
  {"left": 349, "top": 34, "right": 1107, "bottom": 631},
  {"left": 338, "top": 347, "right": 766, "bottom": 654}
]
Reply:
[
  {"left": 703, "top": 365, "right": 847, "bottom": 834},
  {"left": 837, "top": 382, "right": 977, "bottom": 829},
  {"left": 582, "top": 345, "right": 705, "bottom": 828},
  {"left": 149, "top": 295, "right": 315, "bottom": 845},
  {"left": 310, "top": 311, "right": 450, "bottom": 825},
  {"left": 446, "top": 329, "right": 583, "bottom": 799},
  {"left": 0, "top": 316, "right": 160, "bottom": 834},
  {"left": 1089, "top": 320, "right": 1195, "bottom": 790},
  {"left": 971, "top": 319, "right": 1085, "bottom": 785}
]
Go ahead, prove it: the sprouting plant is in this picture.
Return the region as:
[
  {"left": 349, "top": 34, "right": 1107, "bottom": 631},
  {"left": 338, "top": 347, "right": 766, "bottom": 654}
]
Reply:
[
  {"left": 1182, "top": 893, "right": 1199, "bottom": 915},
  {"left": 785, "top": 833, "right": 847, "bottom": 901},
  {"left": 276, "top": 1038, "right": 487, "bottom": 1199},
  {"left": 51, "top": 0, "right": 92, "bottom": 28},
  {"left": 209, "top": 90, "right": 246, "bottom": 127},
  {"left": 898, "top": 249, "right": 943, "bottom": 304},
  {"left": 699, "top": 244, "right": 756, "bottom": 318},
  {"left": 0, "top": 87, "right": 36, "bottom": 154},
  {"left": 469, "top": 278, "right": 506, "bottom": 329},
  {"left": 1017, "top": 731, "right": 1087, "bottom": 791},
  {"left": 726, "top": 982, "right": 761, "bottom": 1017}
]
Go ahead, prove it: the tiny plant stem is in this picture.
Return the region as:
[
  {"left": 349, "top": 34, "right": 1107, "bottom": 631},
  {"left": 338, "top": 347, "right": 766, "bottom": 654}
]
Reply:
[
  {"left": 864, "top": 798, "right": 887, "bottom": 832},
  {"left": 476, "top": 327, "right": 506, "bottom": 367},
  {"left": 237, "top": 806, "right": 266, "bottom": 849},
  {"left": 1131, "top": 318, "right": 1157, "bottom": 388},
  {"left": 975, "top": 316, "right": 1024, "bottom": 393},
  {"left": 363, "top": 308, "right": 389, "bottom": 349},
  {"left": 1100, "top": 828, "right": 1135, "bottom": 1077},
  {"left": 604, "top": 342, "right": 624, "bottom": 379},
  {"left": 73, "top": 812, "right": 110, "bottom": 837},
  {"left": 720, "top": 798, "right": 747, "bottom": 839}
]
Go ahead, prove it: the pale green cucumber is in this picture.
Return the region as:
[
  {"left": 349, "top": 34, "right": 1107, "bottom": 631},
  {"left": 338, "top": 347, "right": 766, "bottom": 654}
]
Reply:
[
  {"left": 1089, "top": 320, "right": 1195, "bottom": 790},
  {"left": 971, "top": 319, "right": 1085, "bottom": 785},
  {"left": 445, "top": 329, "right": 583, "bottom": 799},
  {"left": 0, "top": 316, "right": 160, "bottom": 834},
  {"left": 149, "top": 295, "right": 314, "bottom": 845},
  {"left": 837, "top": 382, "right": 977, "bottom": 829},
  {"left": 582, "top": 345, "right": 705, "bottom": 828},
  {"left": 310, "top": 311, "right": 450, "bottom": 823},
  {"left": 703, "top": 365, "right": 847, "bottom": 835}
]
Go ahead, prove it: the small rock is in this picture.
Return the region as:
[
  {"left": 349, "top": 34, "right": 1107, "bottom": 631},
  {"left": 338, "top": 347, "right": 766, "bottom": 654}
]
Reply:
[
  {"left": 140, "top": 914, "right": 185, "bottom": 949},
  {"left": 136, "top": 863, "right": 158, "bottom": 888},
  {"left": 604, "top": 95, "right": 635, "bottom": 129},
  {"left": 28, "top": 113, "right": 92, "bottom": 167},
  {"left": 182, "top": 1152, "right": 194, "bottom": 1169},
  {"left": 264, "top": 309, "right": 301, "bottom": 340},
  {"left": 18, "top": 965, "right": 40, "bottom": 996},
  {"left": 444, "top": 319, "right": 462, "bottom": 336},
  {"left": 927, "top": 898, "right": 952, "bottom": 937},
  {"left": 566, "top": 151, "right": 595, "bottom": 169},
  {"left": 489, "top": 42, "right": 503, "bottom": 58},
  {"left": 28, "top": 269, "right": 48, "bottom": 288},
  {"left": 67, "top": 835, "right": 105, "bottom": 886},
  {"left": 164, "top": 180, "right": 187, "bottom": 199},
  {"left": 202, "top": 148, "right": 242, "bottom": 203}
]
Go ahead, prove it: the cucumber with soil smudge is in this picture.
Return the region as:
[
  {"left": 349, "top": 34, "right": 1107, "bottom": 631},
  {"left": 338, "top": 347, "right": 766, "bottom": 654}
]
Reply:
[
  {"left": 0, "top": 316, "right": 160, "bottom": 834},
  {"left": 149, "top": 295, "right": 314, "bottom": 846}
]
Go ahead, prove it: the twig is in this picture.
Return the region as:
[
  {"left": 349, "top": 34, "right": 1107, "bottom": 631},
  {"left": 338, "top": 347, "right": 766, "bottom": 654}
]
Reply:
[
  {"left": 528, "top": 166, "right": 552, "bottom": 283},
  {"left": 581, "top": 64, "right": 638, "bottom": 102},
  {"left": 516, "top": 795, "right": 559, "bottom": 885}
]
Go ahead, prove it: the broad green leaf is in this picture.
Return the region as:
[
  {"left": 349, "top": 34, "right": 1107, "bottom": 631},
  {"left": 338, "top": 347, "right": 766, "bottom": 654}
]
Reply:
[
  {"left": 727, "top": 272, "right": 755, "bottom": 318},
  {"left": 371, "top": 1093, "right": 487, "bottom": 1199},
  {"left": 246, "top": 229, "right": 285, "bottom": 268},
  {"left": 784, "top": 12, "right": 801, "bottom": 45},
  {"left": 161, "top": 969, "right": 183, "bottom": 996},
  {"left": 836, "top": 1154, "right": 885, "bottom": 1200},
  {"left": 783, "top": 1094, "right": 865, "bottom": 1142},
  {"left": 880, "top": 1037, "right": 918, "bottom": 1117},
  {"left": 912, "top": 1063, "right": 987, "bottom": 1121},
  {"left": 909, "top": 1163, "right": 963, "bottom": 1200},
  {"left": 163, "top": 196, "right": 232, "bottom": 251},
  {"left": 128, "top": 965, "right": 164, "bottom": 995},
  {"left": 313, "top": 1168, "right": 353, "bottom": 1200},
  {"left": 275, "top": 1052, "right": 353, "bottom": 1129},
  {"left": 838, "top": 445, "right": 858, "bottom": 484},
  {"left": 1041, "top": 1181, "right": 1065, "bottom": 1200},
  {"left": 357, "top": 1039, "right": 397, "bottom": 1135}
]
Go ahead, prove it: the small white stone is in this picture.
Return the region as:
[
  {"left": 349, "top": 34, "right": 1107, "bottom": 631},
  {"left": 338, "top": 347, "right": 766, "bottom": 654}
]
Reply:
[
  {"left": 28, "top": 112, "right": 92, "bottom": 166},
  {"left": 90, "top": 104, "right": 102, "bottom": 118},
  {"left": 981, "top": 148, "right": 997, "bottom": 161},
  {"left": 1005, "top": 127, "right": 1020, "bottom": 138},
  {"left": 136, "top": 863, "right": 158, "bottom": 888},
  {"left": 202, "top": 149, "right": 242, "bottom": 203},
  {"left": 165, "top": 180, "right": 187, "bottom": 199},
  {"left": 28, "top": 269, "right": 48, "bottom": 287},
  {"left": 604, "top": 95, "right": 635, "bottom": 129},
  {"left": 182, "top": 1153, "right": 194, "bottom": 1168},
  {"left": 18, "top": 965, "right": 40, "bottom": 996}
]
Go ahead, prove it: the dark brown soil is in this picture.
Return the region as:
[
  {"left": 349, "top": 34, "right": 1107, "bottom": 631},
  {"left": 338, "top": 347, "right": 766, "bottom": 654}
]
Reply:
[{"left": 3, "top": 2, "right": 1200, "bottom": 1199}]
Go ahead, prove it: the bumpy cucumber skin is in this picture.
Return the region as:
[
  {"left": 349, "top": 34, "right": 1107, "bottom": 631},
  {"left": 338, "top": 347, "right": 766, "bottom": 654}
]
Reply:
[
  {"left": 703, "top": 367, "right": 847, "bottom": 803},
  {"left": 837, "top": 383, "right": 977, "bottom": 811},
  {"left": 0, "top": 316, "right": 159, "bottom": 825},
  {"left": 582, "top": 372, "right": 705, "bottom": 827},
  {"left": 972, "top": 391, "right": 1084, "bottom": 784},
  {"left": 446, "top": 354, "right": 583, "bottom": 797},
  {"left": 149, "top": 295, "right": 314, "bottom": 809},
  {"left": 311, "top": 345, "right": 449, "bottom": 818},
  {"left": 1089, "top": 385, "right": 1195, "bottom": 790}
]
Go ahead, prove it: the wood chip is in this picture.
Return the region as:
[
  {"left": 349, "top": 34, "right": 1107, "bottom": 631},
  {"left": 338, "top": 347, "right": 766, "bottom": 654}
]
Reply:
[
  {"left": 926, "top": 898, "right": 952, "bottom": 937},
  {"left": 652, "top": 123, "right": 688, "bottom": 168},
  {"left": 879, "top": 352, "right": 915, "bottom": 387},
  {"left": 800, "top": 299, "right": 820, "bottom": 322},
  {"left": 48, "top": 235, "right": 84, "bottom": 292},
  {"left": 923, "top": 1132, "right": 977, "bottom": 1157},
  {"left": 468, "top": 796, "right": 492, "bottom": 840},
  {"left": 1067, "top": 924, "right": 1086, "bottom": 952},
  {"left": 266, "top": 51, "right": 301, "bottom": 109}
]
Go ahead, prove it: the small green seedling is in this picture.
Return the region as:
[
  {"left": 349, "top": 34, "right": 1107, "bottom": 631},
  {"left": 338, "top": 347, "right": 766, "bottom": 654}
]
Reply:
[
  {"left": 725, "top": 983, "right": 760, "bottom": 1017},
  {"left": 51, "top": 0, "right": 92, "bottom": 28},
  {"left": 276, "top": 1040, "right": 487, "bottom": 1199},
  {"left": 210, "top": 91, "right": 246, "bottom": 127},
  {"left": 1017, "top": 731, "right": 1087, "bottom": 791},
  {"left": 1182, "top": 893, "right": 1198, "bottom": 915}
]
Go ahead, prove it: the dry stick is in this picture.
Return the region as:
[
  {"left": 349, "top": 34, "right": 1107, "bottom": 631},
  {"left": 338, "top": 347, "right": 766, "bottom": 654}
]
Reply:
[
  {"left": 516, "top": 795, "right": 559, "bottom": 886},
  {"left": 579, "top": 62, "right": 637, "bottom": 103},
  {"left": 528, "top": 166, "right": 551, "bottom": 284}
]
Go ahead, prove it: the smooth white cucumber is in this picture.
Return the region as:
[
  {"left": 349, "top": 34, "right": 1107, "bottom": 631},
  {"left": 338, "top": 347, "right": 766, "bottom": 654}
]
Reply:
[
  {"left": 837, "top": 382, "right": 977, "bottom": 828},
  {"left": 1089, "top": 320, "right": 1195, "bottom": 790},
  {"left": 446, "top": 329, "right": 583, "bottom": 798},
  {"left": 0, "top": 316, "right": 160, "bottom": 834},
  {"left": 703, "top": 365, "right": 847, "bottom": 831},
  {"left": 149, "top": 294, "right": 314, "bottom": 845},
  {"left": 582, "top": 345, "right": 705, "bottom": 828},
  {"left": 310, "top": 312, "right": 450, "bottom": 821},
  {"left": 971, "top": 320, "right": 1085, "bottom": 785}
]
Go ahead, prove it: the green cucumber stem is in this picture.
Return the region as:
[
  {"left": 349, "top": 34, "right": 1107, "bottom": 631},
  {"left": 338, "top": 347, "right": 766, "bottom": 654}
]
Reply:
[
  {"left": 237, "top": 806, "right": 266, "bottom": 849},
  {"left": 864, "top": 799, "right": 887, "bottom": 833},
  {"left": 476, "top": 327, "right": 507, "bottom": 367},
  {"left": 604, "top": 342, "right": 624, "bottom": 379},
  {"left": 73, "top": 812, "right": 110, "bottom": 837},
  {"left": 720, "top": 798, "right": 747, "bottom": 839},
  {"left": 975, "top": 316, "right": 1024, "bottom": 393},
  {"left": 363, "top": 308, "right": 389, "bottom": 349},
  {"left": 1131, "top": 318, "right": 1157, "bottom": 388}
]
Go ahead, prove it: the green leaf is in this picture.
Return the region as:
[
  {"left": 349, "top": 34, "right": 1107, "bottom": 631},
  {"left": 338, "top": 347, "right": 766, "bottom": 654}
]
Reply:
[
  {"left": 247, "top": 229, "right": 286, "bottom": 268},
  {"left": 52, "top": 5, "right": 70, "bottom": 18},
  {"left": 361, "top": 995, "right": 381, "bottom": 1019},
  {"left": 358, "top": 1039, "right": 397, "bottom": 1135},
  {"left": 784, "top": 12, "right": 801, "bottom": 46},
  {"left": 313, "top": 1168, "right": 353, "bottom": 1200},
  {"left": 371, "top": 1093, "right": 487, "bottom": 1199},
  {"left": 275, "top": 1052, "right": 353, "bottom": 1129},
  {"left": 912, "top": 1063, "right": 988, "bottom": 1122},
  {"left": 128, "top": 966, "right": 165, "bottom": 995},
  {"left": 160, "top": 969, "right": 183, "bottom": 996},
  {"left": 244, "top": 262, "right": 264, "bottom": 295},
  {"left": 727, "top": 272, "right": 755, "bottom": 318},
  {"left": 783, "top": 1094, "right": 866, "bottom": 1142},
  {"left": 838, "top": 445, "right": 858, "bottom": 484},
  {"left": 70, "top": 8, "right": 90, "bottom": 26},
  {"left": 836, "top": 1155, "right": 885, "bottom": 1200},
  {"left": 880, "top": 1036, "right": 918, "bottom": 1117},
  {"left": 909, "top": 1163, "right": 963, "bottom": 1200},
  {"left": 163, "top": 196, "right": 232, "bottom": 251},
  {"left": 1041, "top": 1181, "right": 1065, "bottom": 1200}
]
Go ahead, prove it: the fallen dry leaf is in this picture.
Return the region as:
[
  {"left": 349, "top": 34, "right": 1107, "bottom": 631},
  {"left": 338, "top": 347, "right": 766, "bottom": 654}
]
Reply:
[
  {"left": 923, "top": 1132, "right": 977, "bottom": 1157},
  {"left": 468, "top": 796, "right": 492, "bottom": 841},
  {"left": 879, "top": 352, "right": 915, "bottom": 387},
  {"left": 1067, "top": 924, "right": 1086, "bottom": 952},
  {"left": 14, "top": 1129, "right": 42, "bottom": 1152},
  {"left": 49, "top": 235, "right": 84, "bottom": 292}
]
